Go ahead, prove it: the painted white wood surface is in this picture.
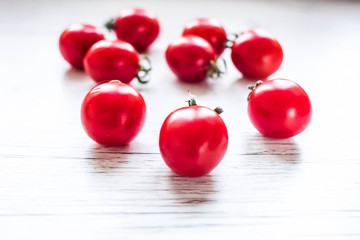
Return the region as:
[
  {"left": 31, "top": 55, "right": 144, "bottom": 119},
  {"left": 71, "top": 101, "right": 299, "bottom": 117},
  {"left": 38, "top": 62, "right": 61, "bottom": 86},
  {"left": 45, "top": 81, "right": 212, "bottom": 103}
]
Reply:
[{"left": 1, "top": 0, "right": 360, "bottom": 239}]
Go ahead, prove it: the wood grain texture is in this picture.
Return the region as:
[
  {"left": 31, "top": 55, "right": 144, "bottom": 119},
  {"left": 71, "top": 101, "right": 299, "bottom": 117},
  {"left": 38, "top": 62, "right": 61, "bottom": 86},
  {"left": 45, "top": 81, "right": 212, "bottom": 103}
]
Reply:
[{"left": 1, "top": 0, "right": 360, "bottom": 239}]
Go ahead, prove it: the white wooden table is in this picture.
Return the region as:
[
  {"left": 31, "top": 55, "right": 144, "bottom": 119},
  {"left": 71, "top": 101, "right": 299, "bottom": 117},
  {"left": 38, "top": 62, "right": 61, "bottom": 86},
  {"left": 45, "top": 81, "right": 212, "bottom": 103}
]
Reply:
[{"left": 1, "top": 0, "right": 360, "bottom": 239}]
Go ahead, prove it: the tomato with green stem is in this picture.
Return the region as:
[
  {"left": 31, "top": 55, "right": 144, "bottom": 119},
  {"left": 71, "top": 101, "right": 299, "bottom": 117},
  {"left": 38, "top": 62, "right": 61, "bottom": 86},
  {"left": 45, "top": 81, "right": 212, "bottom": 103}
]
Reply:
[
  {"left": 231, "top": 29, "right": 283, "bottom": 79},
  {"left": 165, "top": 36, "right": 226, "bottom": 83},
  {"left": 105, "top": 8, "right": 160, "bottom": 52},
  {"left": 247, "top": 79, "right": 312, "bottom": 138},
  {"left": 81, "top": 80, "right": 146, "bottom": 146},
  {"left": 83, "top": 40, "right": 151, "bottom": 84},
  {"left": 182, "top": 18, "right": 227, "bottom": 55},
  {"left": 159, "top": 94, "right": 228, "bottom": 177}
]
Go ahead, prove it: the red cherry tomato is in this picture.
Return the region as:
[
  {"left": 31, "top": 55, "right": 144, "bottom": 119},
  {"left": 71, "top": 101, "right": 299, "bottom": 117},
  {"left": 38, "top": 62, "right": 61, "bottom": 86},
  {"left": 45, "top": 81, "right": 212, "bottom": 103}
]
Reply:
[
  {"left": 83, "top": 40, "right": 142, "bottom": 84},
  {"left": 231, "top": 29, "right": 283, "bottom": 79},
  {"left": 107, "top": 9, "right": 160, "bottom": 52},
  {"left": 248, "top": 79, "right": 312, "bottom": 138},
  {"left": 81, "top": 80, "right": 146, "bottom": 146},
  {"left": 159, "top": 100, "right": 228, "bottom": 177},
  {"left": 182, "top": 18, "right": 227, "bottom": 55},
  {"left": 165, "top": 36, "right": 220, "bottom": 83},
  {"left": 59, "top": 24, "right": 104, "bottom": 69}
]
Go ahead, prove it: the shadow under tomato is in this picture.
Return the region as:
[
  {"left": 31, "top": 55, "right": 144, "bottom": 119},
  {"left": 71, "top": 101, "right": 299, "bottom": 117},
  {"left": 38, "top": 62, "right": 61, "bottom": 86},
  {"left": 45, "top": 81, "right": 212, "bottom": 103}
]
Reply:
[
  {"left": 87, "top": 144, "right": 132, "bottom": 173},
  {"left": 167, "top": 172, "right": 218, "bottom": 205},
  {"left": 235, "top": 76, "right": 263, "bottom": 87},
  {"left": 245, "top": 133, "right": 301, "bottom": 165},
  {"left": 173, "top": 77, "right": 223, "bottom": 96},
  {"left": 64, "top": 67, "right": 89, "bottom": 82}
]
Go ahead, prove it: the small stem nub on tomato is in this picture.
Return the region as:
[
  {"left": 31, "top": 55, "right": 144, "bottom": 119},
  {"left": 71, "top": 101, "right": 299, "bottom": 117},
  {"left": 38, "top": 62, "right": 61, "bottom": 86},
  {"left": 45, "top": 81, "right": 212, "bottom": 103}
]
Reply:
[
  {"left": 214, "top": 106, "right": 223, "bottom": 115},
  {"left": 136, "top": 55, "right": 152, "bottom": 84},
  {"left": 224, "top": 33, "right": 239, "bottom": 48},
  {"left": 207, "top": 57, "right": 227, "bottom": 79},
  {"left": 186, "top": 91, "right": 197, "bottom": 106},
  {"left": 104, "top": 18, "right": 116, "bottom": 31},
  {"left": 186, "top": 91, "right": 224, "bottom": 115},
  {"left": 247, "top": 80, "right": 263, "bottom": 101}
]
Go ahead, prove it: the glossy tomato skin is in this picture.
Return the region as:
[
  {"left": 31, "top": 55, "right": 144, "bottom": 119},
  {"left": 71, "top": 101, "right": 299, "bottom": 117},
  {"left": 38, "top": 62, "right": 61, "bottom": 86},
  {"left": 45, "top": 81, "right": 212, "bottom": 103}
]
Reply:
[
  {"left": 114, "top": 9, "right": 160, "bottom": 52},
  {"left": 83, "top": 40, "right": 139, "bottom": 83},
  {"left": 59, "top": 24, "right": 105, "bottom": 69},
  {"left": 182, "top": 18, "right": 227, "bottom": 55},
  {"left": 248, "top": 79, "right": 312, "bottom": 138},
  {"left": 165, "top": 36, "right": 216, "bottom": 83},
  {"left": 231, "top": 29, "right": 283, "bottom": 79},
  {"left": 159, "top": 106, "right": 228, "bottom": 177},
  {"left": 81, "top": 81, "right": 146, "bottom": 146}
]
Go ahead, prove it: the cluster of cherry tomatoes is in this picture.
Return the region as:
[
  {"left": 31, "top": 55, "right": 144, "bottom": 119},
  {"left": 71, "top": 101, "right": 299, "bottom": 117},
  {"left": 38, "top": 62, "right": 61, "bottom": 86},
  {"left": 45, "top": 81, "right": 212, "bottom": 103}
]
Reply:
[{"left": 59, "top": 8, "right": 312, "bottom": 177}]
